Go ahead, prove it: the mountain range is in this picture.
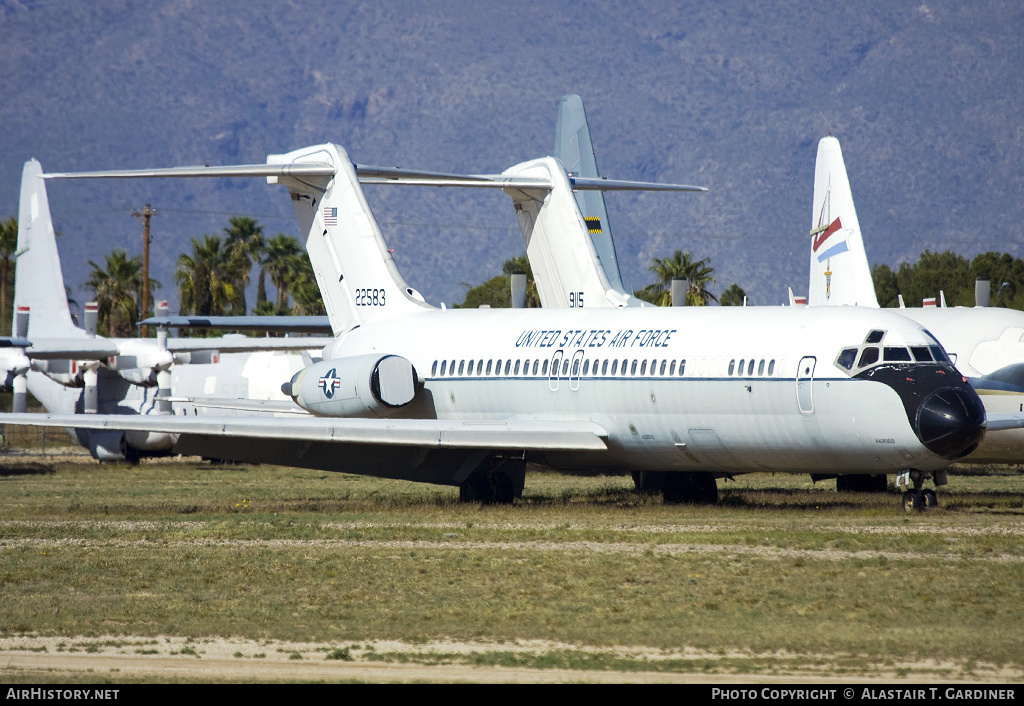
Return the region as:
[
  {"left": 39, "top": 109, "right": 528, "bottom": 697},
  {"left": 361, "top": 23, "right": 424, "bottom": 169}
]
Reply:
[{"left": 2, "top": 0, "right": 1022, "bottom": 311}]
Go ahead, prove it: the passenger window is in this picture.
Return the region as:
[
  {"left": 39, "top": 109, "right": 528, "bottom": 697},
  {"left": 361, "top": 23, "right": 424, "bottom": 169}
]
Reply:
[
  {"left": 767, "top": 360, "right": 775, "bottom": 376},
  {"left": 449, "top": 360, "right": 456, "bottom": 376},
  {"left": 679, "top": 360, "right": 686, "bottom": 376},
  {"left": 542, "top": 359, "right": 548, "bottom": 376},
  {"left": 747, "top": 360, "right": 755, "bottom": 376},
  {"left": 572, "top": 359, "right": 580, "bottom": 376},
  {"left": 532, "top": 360, "right": 539, "bottom": 375},
  {"left": 504, "top": 360, "right": 511, "bottom": 375},
  {"left": 583, "top": 360, "right": 590, "bottom": 376},
  {"left": 458, "top": 361, "right": 465, "bottom": 375},
  {"left": 630, "top": 360, "right": 638, "bottom": 375},
  {"left": 728, "top": 360, "right": 735, "bottom": 375},
  {"left": 602, "top": 360, "right": 608, "bottom": 375},
  {"left": 514, "top": 360, "right": 521, "bottom": 375},
  {"left": 757, "top": 359, "right": 765, "bottom": 376},
  {"left": 836, "top": 348, "right": 857, "bottom": 370},
  {"left": 640, "top": 360, "right": 647, "bottom": 375},
  {"left": 495, "top": 359, "right": 502, "bottom": 375},
  {"left": 858, "top": 347, "right": 879, "bottom": 368},
  {"left": 669, "top": 360, "right": 676, "bottom": 375},
  {"left": 486, "top": 360, "right": 493, "bottom": 374},
  {"left": 883, "top": 347, "right": 912, "bottom": 362},
  {"left": 660, "top": 360, "right": 667, "bottom": 375},
  {"left": 738, "top": 359, "right": 745, "bottom": 376},
  {"left": 477, "top": 360, "right": 484, "bottom": 375},
  {"left": 621, "top": 359, "right": 628, "bottom": 376},
  {"left": 432, "top": 361, "right": 438, "bottom": 376},
  {"left": 563, "top": 359, "right": 570, "bottom": 376},
  {"left": 440, "top": 360, "right": 447, "bottom": 376},
  {"left": 611, "top": 360, "right": 618, "bottom": 375}
]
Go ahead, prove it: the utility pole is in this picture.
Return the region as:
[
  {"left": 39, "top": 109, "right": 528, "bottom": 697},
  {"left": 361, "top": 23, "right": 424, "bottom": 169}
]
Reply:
[{"left": 132, "top": 204, "right": 156, "bottom": 337}]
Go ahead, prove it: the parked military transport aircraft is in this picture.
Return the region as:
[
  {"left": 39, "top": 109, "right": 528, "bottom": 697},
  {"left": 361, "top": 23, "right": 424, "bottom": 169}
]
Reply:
[
  {"left": 1, "top": 159, "right": 319, "bottom": 460},
  {"left": 807, "top": 135, "right": 1024, "bottom": 464},
  {"left": 0, "top": 142, "right": 994, "bottom": 509}
]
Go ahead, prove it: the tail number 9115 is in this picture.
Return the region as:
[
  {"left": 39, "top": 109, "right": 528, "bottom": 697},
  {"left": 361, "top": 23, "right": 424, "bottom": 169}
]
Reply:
[{"left": 355, "top": 288, "right": 386, "bottom": 306}]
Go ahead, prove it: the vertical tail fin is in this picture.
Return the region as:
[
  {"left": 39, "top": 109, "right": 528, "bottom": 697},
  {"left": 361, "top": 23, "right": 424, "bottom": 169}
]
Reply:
[
  {"left": 809, "top": 137, "right": 879, "bottom": 307},
  {"left": 15, "top": 159, "right": 85, "bottom": 339},
  {"left": 267, "top": 144, "right": 433, "bottom": 334},
  {"left": 554, "top": 95, "right": 629, "bottom": 297},
  {"left": 503, "top": 157, "right": 633, "bottom": 308}
]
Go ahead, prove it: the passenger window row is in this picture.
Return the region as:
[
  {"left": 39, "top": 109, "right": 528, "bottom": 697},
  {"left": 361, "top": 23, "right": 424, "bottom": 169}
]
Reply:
[
  {"left": 430, "top": 357, "right": 689, "bottom": 378},
  {"left": 727, "top": 358, "right": 777, "bottom": 377}
]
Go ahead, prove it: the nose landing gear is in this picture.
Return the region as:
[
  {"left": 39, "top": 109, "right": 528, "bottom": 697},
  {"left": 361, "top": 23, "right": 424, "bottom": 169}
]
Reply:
[{"left": 897, "top": 470, "right": 945, "bottom": 512}]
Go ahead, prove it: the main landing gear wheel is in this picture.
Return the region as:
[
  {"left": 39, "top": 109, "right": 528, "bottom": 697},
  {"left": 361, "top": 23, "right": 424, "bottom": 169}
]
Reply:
[
  {"left": 458, "top": 457, "right": 525, "bottom": 505},
  {"left": 662, "top": 472, "right": 718, "bottom": 505},
  {"left": 837, "top": 474, "right": 888, "bottom": 493}
]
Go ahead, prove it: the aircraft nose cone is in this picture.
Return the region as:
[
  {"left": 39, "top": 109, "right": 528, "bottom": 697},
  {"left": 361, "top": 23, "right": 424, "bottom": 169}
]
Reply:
[{"left": 914, "top": 387, "right": 986, "bottom": 459}]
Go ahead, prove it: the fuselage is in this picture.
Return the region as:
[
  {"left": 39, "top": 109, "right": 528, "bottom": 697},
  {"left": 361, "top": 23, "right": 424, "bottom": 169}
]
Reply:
[{"left": 292, "top": 305, "right": 985, "bottom": 476}]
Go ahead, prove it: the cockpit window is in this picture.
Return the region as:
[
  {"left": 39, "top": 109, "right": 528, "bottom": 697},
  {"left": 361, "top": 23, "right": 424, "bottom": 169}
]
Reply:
[
  {"left": 836, "top": 348, "right": 858, "bottom": 370},
  {"left": 858, "top": 347, "right": 880, "bottom": 367},
  {"left": 883, "top": 347, "right": 912, "bottom": 362},
  {"left": 865, "top": 330, "right": 886, "bottom": 344},
  {"left": 910, "top": 346, "right": 933, "bottom": 362},
  {"left": 930, "top": 346, "right": 951, "bottom": 364}
]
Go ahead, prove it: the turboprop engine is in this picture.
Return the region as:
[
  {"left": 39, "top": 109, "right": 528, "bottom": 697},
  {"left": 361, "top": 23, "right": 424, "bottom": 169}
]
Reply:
[{"left": 283, "top": 354, "right": 418, "bottom": 417}]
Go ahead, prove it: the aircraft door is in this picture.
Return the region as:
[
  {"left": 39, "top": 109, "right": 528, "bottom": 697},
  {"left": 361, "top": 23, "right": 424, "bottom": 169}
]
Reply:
[
  {"left": 796, "top": 356, "right": 816, "bottom": 414},
  {"left": 548, "top": 349, "right": 564, "bottom": 391},
  {"left": 569, "top": 350, "right": 584, "bottom": 391}
]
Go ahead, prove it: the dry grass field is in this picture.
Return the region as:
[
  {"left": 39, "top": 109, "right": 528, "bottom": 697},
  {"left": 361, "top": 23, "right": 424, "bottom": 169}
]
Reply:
[{"left": 1, "top": 439, "right": 1022, "bottom": 683}]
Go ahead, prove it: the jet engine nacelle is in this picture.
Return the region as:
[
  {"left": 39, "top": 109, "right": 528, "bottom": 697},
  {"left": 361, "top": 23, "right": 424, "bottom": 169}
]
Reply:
[{"left": 284, "top": 354, "right": 418, "bottom": 418}]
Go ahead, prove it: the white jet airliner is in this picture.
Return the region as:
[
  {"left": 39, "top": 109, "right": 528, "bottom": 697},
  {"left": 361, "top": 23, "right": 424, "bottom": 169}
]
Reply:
[{"left": 0, "top": 143, "right": 990, "bottom": 509}]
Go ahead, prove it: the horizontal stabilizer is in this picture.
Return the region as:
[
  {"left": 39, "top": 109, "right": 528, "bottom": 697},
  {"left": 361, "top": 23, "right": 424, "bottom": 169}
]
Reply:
[
  {"left": 45, "top": 163, "right": 705, "bottom": 193},
  {"left": 43, "top": 163, "right": 336, "bottom": 180},
  {"left": 141, "top": 316, "right": 332, "bottom": 335},
  {"left": 0, "top": 413, "right": 610, "bottom": 451}
]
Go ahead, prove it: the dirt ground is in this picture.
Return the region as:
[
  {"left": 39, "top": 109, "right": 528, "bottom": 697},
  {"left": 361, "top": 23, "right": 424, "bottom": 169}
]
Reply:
[{"left": 1, "top": 634, "right": 1020, "bottom": 684}]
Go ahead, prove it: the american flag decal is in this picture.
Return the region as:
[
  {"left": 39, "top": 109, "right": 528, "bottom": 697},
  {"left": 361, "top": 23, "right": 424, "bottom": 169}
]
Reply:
[
  {"left": 323, "top": 206, "right": 338, "bottom": 226},
  {"left": 584, "top": 216, "right": 602, "bottom": 234}
]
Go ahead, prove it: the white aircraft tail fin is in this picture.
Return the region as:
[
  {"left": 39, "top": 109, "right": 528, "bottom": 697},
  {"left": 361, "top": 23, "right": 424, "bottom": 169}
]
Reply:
[
  {"left": 554, "top": 95, "right": 629, "bottom": 298},
  {"left": 15, "top": 159, "right": 85, "bottom": 340},
  {"left": 502, "top": 157, "right": 634, "bottom": 309},
  {"left": 809, "top": 136, "right": 879, "bottom": 307},
  {"left": 267, "top": 144, "right": 433, "bottom": 335}
]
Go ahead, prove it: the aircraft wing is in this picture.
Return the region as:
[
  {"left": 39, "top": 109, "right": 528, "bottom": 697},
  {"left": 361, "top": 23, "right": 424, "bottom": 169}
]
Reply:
[
  {"left": 0, "top": 413, "right": 609, "bottom": 451},
  {"left": 142, "top": 316, "right": 332, "bottom": 335},
  {"left": 164, "top": 338, "right": 324, "bottom": 353},
  {"left": 985, "top": 413, "right": 1024, "bottom": 431}
]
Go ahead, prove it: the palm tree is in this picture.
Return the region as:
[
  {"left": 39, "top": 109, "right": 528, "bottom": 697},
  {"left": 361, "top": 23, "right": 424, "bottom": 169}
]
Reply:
[
  {"left": 85, "top": 249, "right": 152, "bottom": 337},
  {"left": 261, "top": 233, "right": 304, "bottom": 310},
  {"left": 635, "top": 250, "right": 718, "bottom": 306},
  {"left": 175, "top": 235, "right": 249, "bottom": 317},
  {"left": 0, "top": 217, "right": 17, "bottom": 335},
  {"left": 223, "top": 216, "right": 266, "bottom": 312},
  {"left": 286, "top": 253, "right": 325, "bottom": 315}
]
